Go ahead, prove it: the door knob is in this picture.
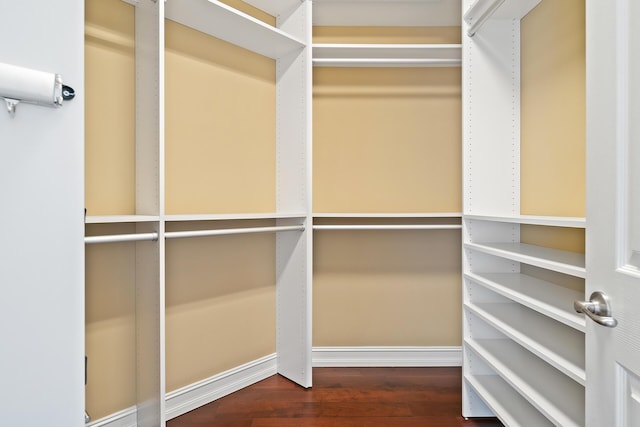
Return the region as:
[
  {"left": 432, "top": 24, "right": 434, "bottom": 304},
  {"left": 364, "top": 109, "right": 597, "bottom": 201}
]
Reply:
[{"left": 574, "top": 291, "right": 618, "bottom": 328}]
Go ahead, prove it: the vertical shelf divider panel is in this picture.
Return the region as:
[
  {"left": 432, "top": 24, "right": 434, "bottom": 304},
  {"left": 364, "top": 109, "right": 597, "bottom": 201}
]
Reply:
[
  {"left": 462, "top": 0, "right": 521, "bottom": 419},
  {"left": 135, "top": 0, "right": 165, "bottom": 425},
  {"left": 275, "top": 0, "right": 313, "bottom": 388}
]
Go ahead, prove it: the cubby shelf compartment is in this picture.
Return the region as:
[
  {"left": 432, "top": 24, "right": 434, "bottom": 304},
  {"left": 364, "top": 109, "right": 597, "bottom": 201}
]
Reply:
[
  {"left": 465, "top": 302, "right": 585, "bottom": 385},
  {"left": 465, "top": 214, "right": 586, "bottom": 228},
  {"left": 312, "top": 44, "right": 462, "bottom": 68},
  {"left": 465, "top": 272, "right": 585, "bottom": 331},
  {"left": 465, "top": 375, "right": 554, "bottom": 427},
  {"left": 165, "top": 0, "right": 305, "bottom": 60},
  {"left": 465, "top": 242, "right": 586, "bottom": 278},
  {"left": 466, "top": 338, "right": 585, "bottom": 427}
]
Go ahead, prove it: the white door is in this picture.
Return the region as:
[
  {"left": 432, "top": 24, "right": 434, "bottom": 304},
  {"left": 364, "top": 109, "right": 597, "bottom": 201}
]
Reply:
[
  {"left": 585, "top": 0, "right": 640, "bottom": 425},
  {"left": 0, "top": 1, "right": 84, "bottom": 426}
]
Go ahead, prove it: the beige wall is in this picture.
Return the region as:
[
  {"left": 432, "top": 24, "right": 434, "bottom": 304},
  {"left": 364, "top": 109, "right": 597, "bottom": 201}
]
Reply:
[
  {"left": 521, "top": 0, "right": 586, "bottom": 217},
  {"left": 314, "top": 227, "right": 462, "bottom": 346},
  {"left": 85, "top": 0, "right": 135, "bottom": 216},
  {"left": 312, "top": 27, "right": 463, "bottom": 347},
  {"left": 164, "top": 20, "right": 276, "bottom": 214},
  {"left": 85, "top": 223, "right": 137, "bottom": 419},
  {"left": 165, "top": 221, "right": 276, "bottom": 391}
]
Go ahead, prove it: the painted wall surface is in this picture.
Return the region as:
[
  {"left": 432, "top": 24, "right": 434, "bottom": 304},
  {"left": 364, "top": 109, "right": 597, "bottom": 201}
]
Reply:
[
  {"left": 521, "top": 0, "right": 586, "bottom": 217},
  {"left": 312, "top": 27, "right": 462, "bottom": 346}
]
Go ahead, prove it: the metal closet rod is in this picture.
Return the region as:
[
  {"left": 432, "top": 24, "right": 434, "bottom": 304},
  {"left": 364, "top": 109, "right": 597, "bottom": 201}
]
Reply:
[
  {"left": 164, "top": 225, "right": 305, "bottom": 239},
  {"left": 84, "top": 232, "right": 159, "bottom": 245},
  {"left": 312, "top": 225, "right": 462, "bottom": 231}
]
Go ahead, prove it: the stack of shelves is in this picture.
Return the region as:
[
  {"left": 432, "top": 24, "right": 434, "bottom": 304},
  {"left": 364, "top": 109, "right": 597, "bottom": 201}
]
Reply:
[
  {"left": 85, "top": 0, "right": 311, "bottom": 425},
  {"left": 462, "top": 0, "right": 586, "bottom": 425}
]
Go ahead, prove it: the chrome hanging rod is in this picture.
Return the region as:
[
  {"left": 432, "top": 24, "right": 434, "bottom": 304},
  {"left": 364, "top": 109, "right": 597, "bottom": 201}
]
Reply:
[
  {"left": 164, "top": 225, "right": 304, "bottom": 240},
  {"left": 84, "top": 232, "right": 159, "bottom": 245}
]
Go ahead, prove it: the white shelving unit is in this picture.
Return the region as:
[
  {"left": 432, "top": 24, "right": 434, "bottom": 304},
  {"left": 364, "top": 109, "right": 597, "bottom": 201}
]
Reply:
[
  {"left": 85, "top": 0, "right": 311, "bottom": 425},
  {"left": 462, "top": 0, "right": 586, "bottom": 425}
]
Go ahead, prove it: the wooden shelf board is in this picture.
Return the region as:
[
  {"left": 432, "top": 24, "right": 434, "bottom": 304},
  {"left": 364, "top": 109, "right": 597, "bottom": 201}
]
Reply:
[
  {"left": 465, "top": 374, "right": 555, "bottom": 427},
  {"left": 464, "top": 272, "right": 586, "bottom": 331},
  {"left": 466, "top": 338, "right": 585, "bottom": 427},
  {"left": 464, "top": 214, "right": 586, "bottom": 228},
  {"left": 165, "top": 0, "right": 304, "bottom": 60},
  {"left": 466, "top": 302, "right": 585, "bottom": 385},
  {"left": 464, "top": 242, "right": 586, "bottom": 278}
]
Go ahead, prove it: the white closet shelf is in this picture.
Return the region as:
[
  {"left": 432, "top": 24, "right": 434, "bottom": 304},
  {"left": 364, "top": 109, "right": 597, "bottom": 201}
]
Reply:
[
  {"left": 312, "top": 0, "right": 461, "bottom": 27},
  {"left": 465, "top": 375, "right": 554, "bottom": 427},
  {"left": 165, "top": 0, "right": 304, "bottom": 60},
  {"left": 313, "top": 212, "right": 462, "bottom": 218},
  {"left": 313, "top": 224, "right": 461, "bottom": 231},
  {"left": 464, "top": 242, "right": 586, "bottom": 278},
  {"left": 464, "top": 214, "right": 586, "bottom": 228},
  {"left": 165, "top": 213, "right": 306, "bottom": 222},
  {"left": 466, "top": 302, "right": 585, "bottom": 385},
  {"left": 85, "top": 215, "right": 160, "bottom": 224},
  {"left": 466, "top": 338, "right": 585, "bottom": 427},
  {"left": 313, "top": 44, "right": 461, "bottom": 68},
  {"left": 465, "top": 272, "right": 586, "bottom": 331}
]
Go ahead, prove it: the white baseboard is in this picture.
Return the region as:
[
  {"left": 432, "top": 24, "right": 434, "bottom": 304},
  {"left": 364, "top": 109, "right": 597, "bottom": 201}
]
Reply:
[
  {"left": 312, "top": 346, "right": 462, "bottom": 367},
  {"left": 165, "top": 353, "right": 277, "bottom": 420},
  {"left": 88, "top": 347, "right": 460, "bottom": 427},
  {"left": 86, "top": 406, "right": 136, "bottom": 427}
]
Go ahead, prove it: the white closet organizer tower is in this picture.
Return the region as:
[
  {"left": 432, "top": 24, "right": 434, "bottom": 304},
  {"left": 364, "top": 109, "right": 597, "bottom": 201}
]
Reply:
[
  {"left": 462, "top": 0, "right": 586, "bottom": 426},
  {"left": 85, "top": 0, "right": 311, "bottom": 426}
]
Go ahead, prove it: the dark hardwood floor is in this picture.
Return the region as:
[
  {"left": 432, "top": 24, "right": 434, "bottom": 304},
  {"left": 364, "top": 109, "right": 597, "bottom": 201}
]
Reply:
[{"left": 167, "top": 367, "right": 504, "bottom": 427}]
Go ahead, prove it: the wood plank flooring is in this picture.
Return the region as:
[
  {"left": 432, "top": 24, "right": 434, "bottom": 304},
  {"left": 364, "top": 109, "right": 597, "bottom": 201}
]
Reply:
[{"left": 167, "top": 367, "right": 504, "bottom": 427}]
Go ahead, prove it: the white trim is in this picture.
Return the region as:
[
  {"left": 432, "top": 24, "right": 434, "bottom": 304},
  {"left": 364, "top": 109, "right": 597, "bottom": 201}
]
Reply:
[
  {"left": 312, "top": 346, "right": 462, "bottom": 367},
  {"left": 86, "top": 406, "right": 137, "bottom": 427},
  {"left": 165, "top": 353, "right": 277, "bottom": 420}
]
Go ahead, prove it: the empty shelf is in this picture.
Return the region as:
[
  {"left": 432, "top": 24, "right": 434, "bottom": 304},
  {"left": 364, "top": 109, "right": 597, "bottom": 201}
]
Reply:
[
  {"left": 85, "top": 215, "right": 159, "bottom": 224},
  {"left": 465, "top": 272, "right": 586, "bottom": 331},
  {"left": 465, "top": 242, "right": 586, "bottom": 278},
  {"left": 465, "top": 374, "right": 554, "bottom": 427},
  {"left": 464, "top": 214, "right": 585, "bottom": 228},
  {"left": 466, "top": 302, "right": 585, "bottom": 385},
  {"left": 466, "top": 338, "right": 585, "bottom": 427}
]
